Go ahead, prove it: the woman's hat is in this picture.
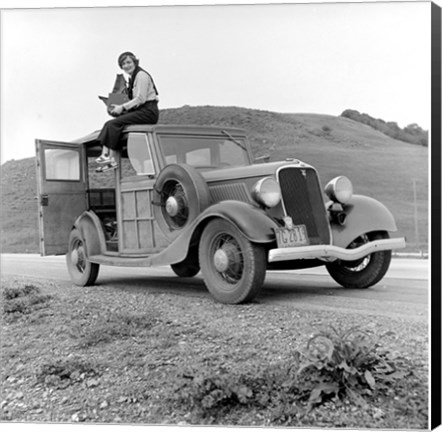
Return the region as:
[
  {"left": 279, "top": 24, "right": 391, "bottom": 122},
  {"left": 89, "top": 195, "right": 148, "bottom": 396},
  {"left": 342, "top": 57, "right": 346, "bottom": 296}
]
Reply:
[{"left": 118, "top": 52, "right": 138, "bottom": 67}]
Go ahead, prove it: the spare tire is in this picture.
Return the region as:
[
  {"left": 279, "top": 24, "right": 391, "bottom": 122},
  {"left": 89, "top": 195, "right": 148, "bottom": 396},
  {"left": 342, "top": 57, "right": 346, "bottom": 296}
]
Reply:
[{"left": 153, "top": 164, "right": 210, "bottom": 240}]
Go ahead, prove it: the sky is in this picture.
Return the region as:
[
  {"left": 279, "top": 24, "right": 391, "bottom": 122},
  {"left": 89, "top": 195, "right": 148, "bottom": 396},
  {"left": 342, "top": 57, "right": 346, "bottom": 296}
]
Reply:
[{"left": 0, "top": 0, "right": 432, "bottom": 163}]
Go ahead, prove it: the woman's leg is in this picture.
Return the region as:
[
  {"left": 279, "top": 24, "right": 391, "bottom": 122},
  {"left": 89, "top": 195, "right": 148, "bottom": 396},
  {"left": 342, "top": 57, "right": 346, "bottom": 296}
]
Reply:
[
  {"left": 109, "top": 149, "right": 118, "bottom": 163},
  {"left": 97, "top": 101, "right": 159, "bottom": 164},
  {"left": 97, "top": 145, "right": 110, "bottom": 160},
  {"left": 98, "top": 117, "right": 128, "bottom": 153}
]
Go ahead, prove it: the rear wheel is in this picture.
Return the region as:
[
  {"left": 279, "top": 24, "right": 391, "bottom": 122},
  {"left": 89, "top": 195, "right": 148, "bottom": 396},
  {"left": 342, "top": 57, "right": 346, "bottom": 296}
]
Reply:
[
  {"left": 199, "top": 219, "right": 266, "bottom": 304},
  {"left": 66, "top": 229, "right": 99, "bottom": 286},
  {"left": 326, "top": 231, "right": 391, "bottom": 289}
]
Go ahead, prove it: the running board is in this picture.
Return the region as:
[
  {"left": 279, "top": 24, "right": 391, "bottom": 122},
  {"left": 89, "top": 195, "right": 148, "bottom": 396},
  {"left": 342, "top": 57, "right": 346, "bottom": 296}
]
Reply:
[{"left": 88, "top": 254, "right": 154, "bottom": 267}]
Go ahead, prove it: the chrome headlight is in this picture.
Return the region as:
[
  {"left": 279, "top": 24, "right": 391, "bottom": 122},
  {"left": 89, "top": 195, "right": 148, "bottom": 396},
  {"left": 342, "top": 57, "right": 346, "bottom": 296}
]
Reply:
[
  {"left": 251, "top": 177, "right": 281, "bottom": 208},
  {"left": 324, "top": 176, "right": 353, "bottom": 204}
]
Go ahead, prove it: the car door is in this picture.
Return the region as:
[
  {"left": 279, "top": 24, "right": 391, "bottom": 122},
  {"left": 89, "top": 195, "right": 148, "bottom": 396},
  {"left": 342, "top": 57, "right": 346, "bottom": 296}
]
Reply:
[
  {"left": 35, "top": 139, "right": 88, "bottom": 255},
  {"left": 119, "top": 132, "right": 169, "bottom": 253}
]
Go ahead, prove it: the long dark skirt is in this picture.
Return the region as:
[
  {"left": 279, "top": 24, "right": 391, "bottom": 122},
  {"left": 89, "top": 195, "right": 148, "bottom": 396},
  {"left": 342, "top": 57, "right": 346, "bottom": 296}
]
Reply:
[{"left": 98, "top": 100, "right": 159, "bottom": 151}]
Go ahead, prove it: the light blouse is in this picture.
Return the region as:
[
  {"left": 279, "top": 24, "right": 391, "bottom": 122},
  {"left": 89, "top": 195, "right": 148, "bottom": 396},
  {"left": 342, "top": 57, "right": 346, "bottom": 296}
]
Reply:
[{"left": 122, "top": 70, "right": 158, "bottom": 111}]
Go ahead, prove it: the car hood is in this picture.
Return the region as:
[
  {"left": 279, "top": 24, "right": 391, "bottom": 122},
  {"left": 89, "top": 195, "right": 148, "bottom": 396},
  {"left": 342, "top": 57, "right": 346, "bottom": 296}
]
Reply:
[{"left": 201, "top": 159, "right": 314, "bottom": 183}]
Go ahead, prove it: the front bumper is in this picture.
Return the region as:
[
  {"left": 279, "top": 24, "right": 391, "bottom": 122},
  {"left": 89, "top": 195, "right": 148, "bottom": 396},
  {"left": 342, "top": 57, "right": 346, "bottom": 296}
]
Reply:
[{"left": 268, "top": 237, "right": 406, "bottom": 263}]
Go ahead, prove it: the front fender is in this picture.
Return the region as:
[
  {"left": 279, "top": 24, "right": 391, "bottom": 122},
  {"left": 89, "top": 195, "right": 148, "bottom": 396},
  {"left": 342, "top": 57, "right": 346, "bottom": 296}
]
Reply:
[
  {"left": 73, "top": 211, "right": 106, "bottom": 257},
  {"left": 331, "top": 195, "right": 398, "bottom": 248},
  {"left": 201, "top": 200, "right": 278, "bottom": 243},
  {"left": 151, "top": 200, "right": 278, "bottom": 266}
]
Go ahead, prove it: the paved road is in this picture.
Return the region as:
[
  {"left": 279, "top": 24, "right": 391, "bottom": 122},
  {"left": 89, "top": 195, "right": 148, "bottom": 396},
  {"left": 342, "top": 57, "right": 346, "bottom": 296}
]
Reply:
[{"left": 1, "top": 254, "right": 429, "bottom": 319}]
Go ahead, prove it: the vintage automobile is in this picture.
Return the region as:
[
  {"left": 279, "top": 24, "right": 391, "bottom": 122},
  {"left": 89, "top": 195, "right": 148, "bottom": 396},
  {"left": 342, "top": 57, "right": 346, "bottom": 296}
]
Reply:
[{"left": 35, "top": 124, "right": 406, "bottom": 304}]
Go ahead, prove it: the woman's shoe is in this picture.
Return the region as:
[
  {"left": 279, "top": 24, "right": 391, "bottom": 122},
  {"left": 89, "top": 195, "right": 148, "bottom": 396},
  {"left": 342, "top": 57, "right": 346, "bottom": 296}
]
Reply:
[
  {"left": 95, "top": 154, "right": 110, "bottom": 164},
  {"left": 96, "top": 161, "right": 118, "bottom": 172}
]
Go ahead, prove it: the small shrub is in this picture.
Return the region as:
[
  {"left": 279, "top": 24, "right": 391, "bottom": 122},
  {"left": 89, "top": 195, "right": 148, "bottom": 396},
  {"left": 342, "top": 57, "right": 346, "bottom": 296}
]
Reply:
[
  {"left": 172, "top": 366, "right": 257, "bottom": 421},
  {"left": 294, "top": 326, "right": 410, "bottom": 408},
  {"left": 2, "top": 283, "right": 52, "bottom": 317},
  {"left": 37, "top": 357, "right": 100, "bottom": 389},
  {"left": 3, "top": 283, "right": 40, "bottom": 300},
  {"left": 172, "top": 359, "right": 303, "bottom": 423},
  {"left": 170, "top": 326, "right": 418, "bottom": 425}
]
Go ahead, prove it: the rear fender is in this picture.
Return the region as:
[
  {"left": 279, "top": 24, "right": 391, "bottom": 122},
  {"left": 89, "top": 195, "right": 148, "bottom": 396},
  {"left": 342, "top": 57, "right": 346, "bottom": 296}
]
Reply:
[
  {"left": 151, "top": 200, "right": 278, "bottom": 266},
  {"left": 331, "top": 195, "right": 398, "bottom": 248},
  {"left": 73, "top": 211, "right": 106, "bottom": 257}
]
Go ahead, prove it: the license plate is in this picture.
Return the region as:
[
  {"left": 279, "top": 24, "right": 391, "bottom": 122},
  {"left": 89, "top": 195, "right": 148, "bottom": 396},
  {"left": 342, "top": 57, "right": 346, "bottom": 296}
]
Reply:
[{"left": 274, "top": 225, "right": 309, "bottom": 248}]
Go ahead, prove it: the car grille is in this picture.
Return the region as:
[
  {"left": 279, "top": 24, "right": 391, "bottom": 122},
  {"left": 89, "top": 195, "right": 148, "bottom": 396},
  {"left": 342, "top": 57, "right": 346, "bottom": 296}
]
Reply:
[{"left": 277, "top": 166, "right": 330, "bottom": 245}]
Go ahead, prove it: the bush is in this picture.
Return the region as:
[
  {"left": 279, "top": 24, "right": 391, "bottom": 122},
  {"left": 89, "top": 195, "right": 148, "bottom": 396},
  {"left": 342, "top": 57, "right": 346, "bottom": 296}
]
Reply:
[
  {"left": 172, "top": 356, "right": 304, "bottom": 423},
  {"left": 171, "top": 326, "right": 415, "bottom": 424},
  {"left": 173, "top": 366, "right": 255, "bottom": 416},
  {"left": 3, "top": 283, "right": 40, "bottom": 300},
  {"left": 294, "top": 326, "right": 410, "bottom": 408},
  {"left": 2, "top": 283, "right": 52, "bottom": 316},
  {"left": 340, "top": 109, "right": 428, "bottom": 146},
  {"left": 37, "top": 357, "right": 100, "bottom": 389}
]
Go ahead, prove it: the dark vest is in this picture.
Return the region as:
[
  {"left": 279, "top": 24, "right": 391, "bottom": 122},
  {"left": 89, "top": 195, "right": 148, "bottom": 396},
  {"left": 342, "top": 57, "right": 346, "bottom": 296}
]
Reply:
[{"left": 128, "top": 66, "right": 159, "bottom": 100}]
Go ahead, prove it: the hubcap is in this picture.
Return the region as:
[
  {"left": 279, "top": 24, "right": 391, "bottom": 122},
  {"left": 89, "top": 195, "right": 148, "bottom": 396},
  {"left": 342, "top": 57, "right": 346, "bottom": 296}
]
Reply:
[
  {"left": 71, "top": 242, "right": 86, "bottom": 272},
  {"left": 214, "top": 249, "right": 229, "bottom": 272},
  {"left": 212, "top": 239, "right": 243, "bottom": 284},
  {"left": 71, "top": 248, "right": 79, "bottom": 266},
  {"left": 165, "top": 196, "right": 179, "bottom": 217},
  {"left": 161, "top": 181, "right": 189, "bottom": 228}
]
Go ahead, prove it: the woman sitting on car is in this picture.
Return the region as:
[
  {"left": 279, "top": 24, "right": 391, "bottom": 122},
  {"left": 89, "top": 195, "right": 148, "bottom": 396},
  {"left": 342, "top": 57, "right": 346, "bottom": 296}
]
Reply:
[{"left": 96, "top": 51, "right": 159, "bottom": 172}]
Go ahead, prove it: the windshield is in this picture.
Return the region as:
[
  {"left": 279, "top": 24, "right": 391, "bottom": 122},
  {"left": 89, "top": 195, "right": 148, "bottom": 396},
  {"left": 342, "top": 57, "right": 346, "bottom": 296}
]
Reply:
[{"left": 157, "top": 134, "right": 251, "bottom": 169}]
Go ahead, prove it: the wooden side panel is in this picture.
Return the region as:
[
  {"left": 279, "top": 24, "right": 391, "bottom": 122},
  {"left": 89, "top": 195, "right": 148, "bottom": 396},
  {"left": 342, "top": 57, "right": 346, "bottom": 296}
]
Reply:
[
  {"left": 121, "top": 188, "right": 155, "bottom": 253},
  {"left": 152, "top": 220, "right": 171, "bottom": 249}
]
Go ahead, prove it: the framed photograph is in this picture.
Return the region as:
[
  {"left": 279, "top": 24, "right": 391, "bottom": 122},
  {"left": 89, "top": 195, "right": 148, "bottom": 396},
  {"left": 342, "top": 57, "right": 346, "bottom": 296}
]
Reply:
[{"left": 1, "top": 1, "right": 440, "bottom": 430}]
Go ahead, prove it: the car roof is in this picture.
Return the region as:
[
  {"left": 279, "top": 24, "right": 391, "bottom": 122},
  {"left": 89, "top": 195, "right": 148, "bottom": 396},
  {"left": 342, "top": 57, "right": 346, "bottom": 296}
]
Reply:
[{"left": 71, "top": 124, "right": 247, "bottom": 145}]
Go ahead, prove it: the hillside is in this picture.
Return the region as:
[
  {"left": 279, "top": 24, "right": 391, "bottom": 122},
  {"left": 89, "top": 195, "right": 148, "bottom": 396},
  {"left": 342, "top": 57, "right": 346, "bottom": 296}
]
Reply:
[{"left": 0, "top": 105, "right": 428, "bottom": 253}]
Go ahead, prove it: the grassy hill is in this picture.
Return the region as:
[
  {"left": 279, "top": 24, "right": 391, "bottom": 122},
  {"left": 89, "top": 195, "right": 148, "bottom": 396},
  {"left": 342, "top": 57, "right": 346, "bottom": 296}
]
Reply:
[{"left": 1, "top": 105, "right": 428, "bottom": 253}]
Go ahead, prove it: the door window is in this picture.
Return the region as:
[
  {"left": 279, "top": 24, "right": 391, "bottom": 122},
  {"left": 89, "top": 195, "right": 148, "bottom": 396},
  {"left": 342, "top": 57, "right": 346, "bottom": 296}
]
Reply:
[
  {"left": 44, "top": 148, "right": 81, "bottom": 181},
  {"left": 127, "top": 133, "right": 155, "bottom": 176}
]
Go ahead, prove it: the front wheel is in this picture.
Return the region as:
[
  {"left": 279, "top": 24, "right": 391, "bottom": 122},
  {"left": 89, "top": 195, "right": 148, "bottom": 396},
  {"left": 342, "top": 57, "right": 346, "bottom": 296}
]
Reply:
[
  {"left": 326, "top": 231, "right": 392, "bottom": 289},
  {"left": 66, "top": 229, "right": 100, "bottom": 286},
  {"left": 199, "top": 219, "right": 267, "bottom": 304}
]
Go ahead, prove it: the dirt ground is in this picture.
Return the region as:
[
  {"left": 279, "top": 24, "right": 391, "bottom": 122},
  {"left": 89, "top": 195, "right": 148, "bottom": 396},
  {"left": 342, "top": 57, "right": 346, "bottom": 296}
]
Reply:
[{"left": 1, "top": 274, "right": 429, "bottom": 428}]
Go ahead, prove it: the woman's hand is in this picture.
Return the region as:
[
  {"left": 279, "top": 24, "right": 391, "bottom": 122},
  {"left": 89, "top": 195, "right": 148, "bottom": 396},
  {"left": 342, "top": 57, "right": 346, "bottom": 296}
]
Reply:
[{"left": 110, "top": 104, "right": 125, "bottom": 116}]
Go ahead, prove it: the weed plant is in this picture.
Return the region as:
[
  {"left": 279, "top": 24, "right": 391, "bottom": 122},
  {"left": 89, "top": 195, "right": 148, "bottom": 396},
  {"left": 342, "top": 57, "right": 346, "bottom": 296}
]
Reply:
[
  {"left": 171, "top": 326, "right": 414, "bottom": 425},
  {"left": 36, "top": 357, "right": 100, "bottom": 389},
  {"left": 294, "top": 326, "right": 410, "bottom": 409},
  {"left": 2, "top": 283, "right": 52, "bottom": 318},
  {"left": 3, "top": 284, "right": 40, "bottom": 301}
]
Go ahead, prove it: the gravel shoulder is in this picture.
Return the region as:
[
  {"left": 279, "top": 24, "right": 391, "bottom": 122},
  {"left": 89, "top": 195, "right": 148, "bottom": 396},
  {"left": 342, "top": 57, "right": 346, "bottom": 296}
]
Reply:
[{"left": 1, "top": 273, "right": 429, "bottom": 428}]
